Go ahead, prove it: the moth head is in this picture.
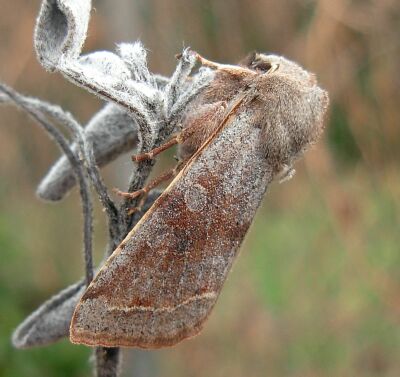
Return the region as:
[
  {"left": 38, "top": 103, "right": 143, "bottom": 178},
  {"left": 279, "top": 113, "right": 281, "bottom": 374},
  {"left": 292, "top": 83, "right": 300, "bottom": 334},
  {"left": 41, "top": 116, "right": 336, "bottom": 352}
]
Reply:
[
  {"left": 241, "top": 53, "right": 329, "bottom": 173},
  {"left": 243, "top": 52, "right": 317, "bottom": 86}
]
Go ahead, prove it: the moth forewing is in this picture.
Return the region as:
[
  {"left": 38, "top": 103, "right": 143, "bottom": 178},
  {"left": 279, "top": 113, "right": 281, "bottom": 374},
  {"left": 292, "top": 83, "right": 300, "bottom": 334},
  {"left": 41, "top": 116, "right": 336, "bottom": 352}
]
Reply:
[{"left": 69, "top": 101, "right": 275, "bottom": 348}]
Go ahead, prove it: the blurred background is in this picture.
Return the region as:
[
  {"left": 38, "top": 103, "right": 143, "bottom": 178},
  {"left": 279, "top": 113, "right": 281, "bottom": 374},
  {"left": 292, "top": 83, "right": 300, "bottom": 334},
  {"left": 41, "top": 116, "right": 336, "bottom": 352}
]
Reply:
[{"left": 0, "top": 0, "right": 399, "bottom": 376}]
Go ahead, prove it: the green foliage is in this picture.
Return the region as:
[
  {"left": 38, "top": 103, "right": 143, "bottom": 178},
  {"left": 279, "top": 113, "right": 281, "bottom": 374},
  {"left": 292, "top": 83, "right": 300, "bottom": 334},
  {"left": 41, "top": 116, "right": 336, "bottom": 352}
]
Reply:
[
  {"left": 0, "top": 215, "right": 91, "bottom": 377},
  {"left": 247, "top": 178, "right": 400, "bottom": 376},
  {"left": 328, "top": 103, "right": 362, "bottom": 165}
]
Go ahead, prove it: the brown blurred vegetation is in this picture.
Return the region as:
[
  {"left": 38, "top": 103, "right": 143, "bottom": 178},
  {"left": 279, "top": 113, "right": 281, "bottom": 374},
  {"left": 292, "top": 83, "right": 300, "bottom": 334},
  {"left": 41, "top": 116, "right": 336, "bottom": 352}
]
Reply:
[{"left": 0, "top": 1, "right": 399, "bottom": 377}]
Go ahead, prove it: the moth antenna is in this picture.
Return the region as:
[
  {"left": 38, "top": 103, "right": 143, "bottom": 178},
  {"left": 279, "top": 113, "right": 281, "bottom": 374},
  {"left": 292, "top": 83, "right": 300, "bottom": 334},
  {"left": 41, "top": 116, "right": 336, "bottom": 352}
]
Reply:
[{"left": 195, "top": 52, "right": 255, "bottom": 75}]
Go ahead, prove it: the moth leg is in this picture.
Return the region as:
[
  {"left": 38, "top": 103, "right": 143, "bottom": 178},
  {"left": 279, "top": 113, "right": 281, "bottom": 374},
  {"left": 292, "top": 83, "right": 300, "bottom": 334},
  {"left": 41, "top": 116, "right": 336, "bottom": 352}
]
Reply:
[
  {"left": 132, "top": 126, "right": 197, "bottom": 163},
  {"left": 112, "top": 170, "right": 172, "bottom": 200},
  {"left": 126, "top": 192, "right": 149, "bottom": 215},
  {"left": 114, "top": 161, "right": 185, "bottom": 202},
  {"left": 278, "top": 165, "right": 296, "bottom": 183},
  {"left": 132, "top": 136, "right": 180, "bottom": 162}
]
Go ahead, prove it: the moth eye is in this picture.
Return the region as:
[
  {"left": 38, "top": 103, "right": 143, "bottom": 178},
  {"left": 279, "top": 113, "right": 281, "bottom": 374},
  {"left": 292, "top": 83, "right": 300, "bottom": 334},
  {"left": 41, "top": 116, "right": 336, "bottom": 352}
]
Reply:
[
  {"left": 251, "top": 60, "right": 272, "bottom": 72},
  {"left": 251, "top": 60, "right": 280, "bottom": 74}
]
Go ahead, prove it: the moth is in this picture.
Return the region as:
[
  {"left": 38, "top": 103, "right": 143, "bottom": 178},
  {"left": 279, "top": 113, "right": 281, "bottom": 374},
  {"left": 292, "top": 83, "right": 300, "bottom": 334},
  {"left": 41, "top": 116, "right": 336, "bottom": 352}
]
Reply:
[{"left": 70, "top": 52, "right": 329, "bottom": 348}]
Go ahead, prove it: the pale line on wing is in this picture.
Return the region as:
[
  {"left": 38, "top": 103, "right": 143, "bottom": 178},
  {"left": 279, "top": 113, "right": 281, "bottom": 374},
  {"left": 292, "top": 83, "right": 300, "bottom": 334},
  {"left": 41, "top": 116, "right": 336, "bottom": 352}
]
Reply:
[{"left": 107, "top": 291, "right": 217, "bottom": 314}]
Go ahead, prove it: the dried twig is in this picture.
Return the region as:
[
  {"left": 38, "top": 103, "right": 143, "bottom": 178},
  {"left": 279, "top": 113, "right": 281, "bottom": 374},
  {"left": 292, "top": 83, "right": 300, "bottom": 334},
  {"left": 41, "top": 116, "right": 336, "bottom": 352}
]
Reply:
[{"left": 0, "top": 83, "right": 94, "bottom": 285}]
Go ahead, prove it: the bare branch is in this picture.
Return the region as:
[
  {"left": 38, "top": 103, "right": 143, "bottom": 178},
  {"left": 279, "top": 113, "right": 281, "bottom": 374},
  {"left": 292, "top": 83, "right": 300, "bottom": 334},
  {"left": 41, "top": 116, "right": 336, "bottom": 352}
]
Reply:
[{"left": 0, "top": 83, "right": 94, "bottom": 285}]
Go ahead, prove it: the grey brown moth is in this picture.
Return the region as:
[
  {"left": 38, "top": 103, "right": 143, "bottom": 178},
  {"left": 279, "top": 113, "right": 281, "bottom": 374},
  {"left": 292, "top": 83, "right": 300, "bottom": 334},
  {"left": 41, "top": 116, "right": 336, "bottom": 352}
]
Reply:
[{"left": 70, "top": 52, "right": 329, "bottom": 348}]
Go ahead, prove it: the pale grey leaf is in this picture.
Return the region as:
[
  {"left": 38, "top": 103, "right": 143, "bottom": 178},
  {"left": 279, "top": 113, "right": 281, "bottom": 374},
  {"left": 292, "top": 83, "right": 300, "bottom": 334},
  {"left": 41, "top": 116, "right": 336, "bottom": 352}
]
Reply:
[
  {"left": 164, "top": 48, "right": 197, "bottom": 115},
  {"left": 117, "top": 42, "right": 154, "bottom": 85},
  {"left": 79, "top": 51, "right": 132, "bottom": 84},
  {"left": 34, "top": 0, "right": 92, "bottom": 70},
  {"left": 12, "top": 282, "right": 86, "bottom": 349}
]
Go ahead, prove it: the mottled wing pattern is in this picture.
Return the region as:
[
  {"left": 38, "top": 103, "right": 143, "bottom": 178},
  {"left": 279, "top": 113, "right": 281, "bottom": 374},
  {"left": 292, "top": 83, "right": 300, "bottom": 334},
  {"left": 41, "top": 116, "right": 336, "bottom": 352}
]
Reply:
[{"left": 70, "top": 108, "right": 274, "bottom": 348}]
